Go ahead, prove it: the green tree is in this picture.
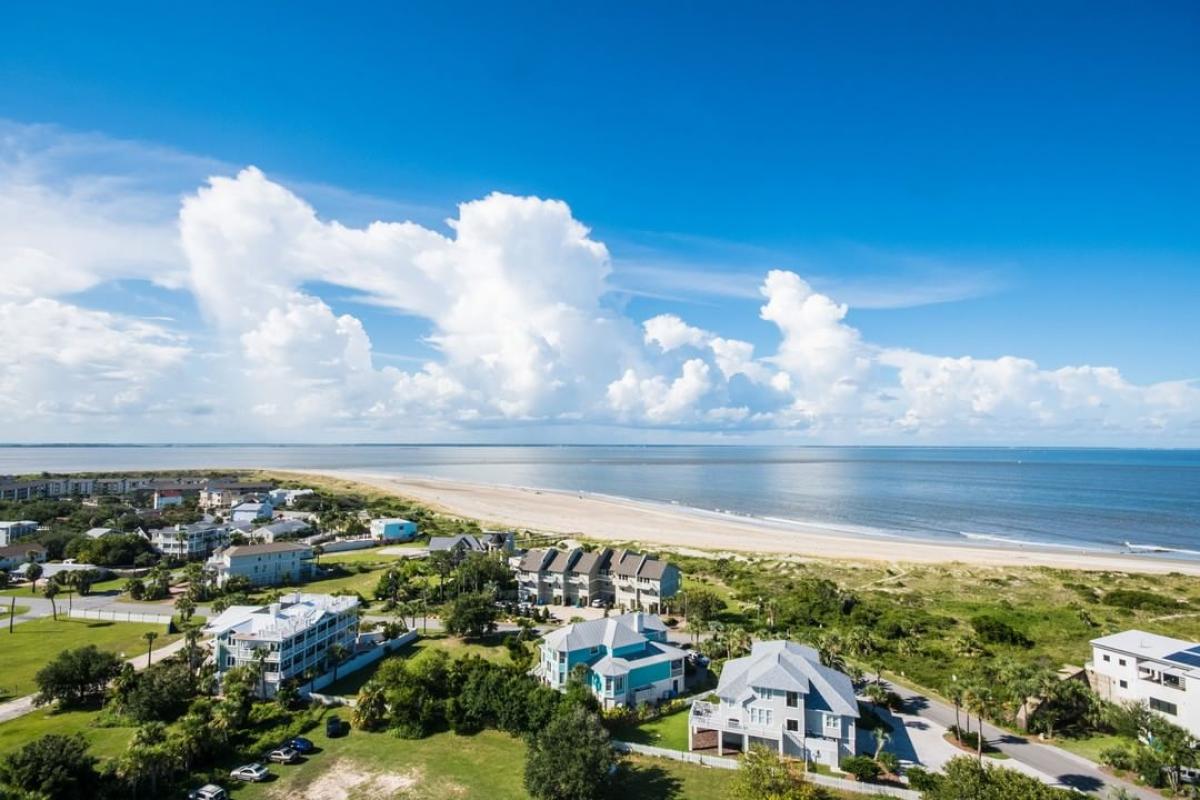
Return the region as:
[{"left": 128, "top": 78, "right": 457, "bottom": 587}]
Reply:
[
  {"left": 727, "top": 745, "right": 814, "bottom": 800},
  {"left": 43, "top": 581, "right": 59, "bottom": 621},
  {"left": 142, "top": 630, "right": 159, "bottom": 668},
  {"left": 0, "top": 733, "right": 97, "bottom": 800},
  {"left": 444, "top": 591, "right": 499, "bottom": 639},
  {"left": 24, "top": 560, "right": 42, "bottom": 593},
  {"left": 33, "top": 645, "right": 123, "bottom": 707},
  {"left": 353, "top": 681, "right": 388, "bottom": 731},
  {"left": 174, "top": 594, "right": 196, "bottom": 622},
  {"left": 524, "top": 704, "right": 616, "bottom": 800},
  {"left": 841, "top": 755, "right": 882, "bottom": 782}
]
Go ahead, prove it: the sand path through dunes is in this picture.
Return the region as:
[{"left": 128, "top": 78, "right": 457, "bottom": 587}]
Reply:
[{"left": 290, "top": 470, "right": 1200, "bottom": 576}]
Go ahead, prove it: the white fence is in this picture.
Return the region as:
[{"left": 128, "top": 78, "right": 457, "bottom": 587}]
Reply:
[
  {"left": 611, "top": 740, "right": 921, "bottom": 799},
  {"left": 317, "top": 538, "right": 378, "bottom": 554},
  {"left": 69, "top": 608, "right": 173, "bottom": 625},
  {"left": 303, "top": 630, "right": 419, "bottom": 695}
]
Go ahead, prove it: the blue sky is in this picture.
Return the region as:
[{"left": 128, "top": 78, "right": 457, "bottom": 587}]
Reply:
[{"left": 0, "top": 2, "right": 1197, "bottom": 443}]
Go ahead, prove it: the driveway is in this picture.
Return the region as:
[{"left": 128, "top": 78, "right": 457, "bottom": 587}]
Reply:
[{"left": 884, "top": 680, "right": 1158, "bottom": 799}]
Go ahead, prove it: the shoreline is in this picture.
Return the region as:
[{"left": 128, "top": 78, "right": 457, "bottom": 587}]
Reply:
[{"left": 291, "top": 469, "right": 1200, "bottom": 575}]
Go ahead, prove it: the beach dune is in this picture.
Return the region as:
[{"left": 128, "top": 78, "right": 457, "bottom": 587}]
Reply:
[{"left": 297, "top": 470, "right": 1200, "bottom": 576}]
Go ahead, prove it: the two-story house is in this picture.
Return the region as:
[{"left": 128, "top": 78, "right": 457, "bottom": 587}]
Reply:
[
  {"left": 1089, "top": 630, "right": 1200, "bottom": 738},
  {"left": 536, "top": 612, "right": 687, "bottom": 708},
  {"left": 208, "top": 541, "right": 314, "bottom": 588},
  {"left": 514, "top": 547, "right": 680, "bottom": 612},
  {"left": 147, "top": 521, "right": 231, "bottom": 560},
  {"left": 689, "top": 640, "right": 859, "bottom": 769},
  {"left": 206, "top": 592, "right": 358, "bottom": 698},
  {"left": 369, "top": 518, "right": 418, "bottom": 542}
]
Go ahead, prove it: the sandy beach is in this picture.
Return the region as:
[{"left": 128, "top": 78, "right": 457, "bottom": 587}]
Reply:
[{"left": 295, "top": 469, "right": 1200, "bottom": 575}]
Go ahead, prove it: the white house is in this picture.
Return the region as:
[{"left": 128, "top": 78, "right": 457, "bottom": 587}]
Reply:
[
  {"left": 0, "top": 521, "right": 38, "bottom": 547},
  {"left": 369, "top": 518, "right": 418, "bottom": 542},
  {"left": 251, "top": 519, "right": 312, "bottom": 543},
  {"left": 1090, "top": 630, "right": 1200, "bottom": 738},
  {"left": 208, "top": 541, "right": 314, "bottom": 588},
  {"left": 84, "top": 527, "right": 117, "bottom": 539},
  {"left": 0, "top": 542, "right": 47, "bottom": 571},
  {"left": 689, "top": 641, "right": 860, "bottom": 769},
  {"left": 147, "top": 521, "right": 230, "bottom": 560},
  {"left": 206, "top": 592, "right": 358, "bottom": 697},
  {"left": 230, "top": 499, "right": 274, "bottom": 523},
  {"left": 267, "top": 488, "right": 315, "bottom": 507}
]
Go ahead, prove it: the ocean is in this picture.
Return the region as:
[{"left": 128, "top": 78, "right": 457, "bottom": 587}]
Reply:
[{"left": 1, "top": 445, "right": 1198, "bottom": 557}]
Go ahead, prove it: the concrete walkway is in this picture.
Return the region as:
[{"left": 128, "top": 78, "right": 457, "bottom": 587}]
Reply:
[{"left": 0, "top": 634, "right": 188, "bottom": 725}]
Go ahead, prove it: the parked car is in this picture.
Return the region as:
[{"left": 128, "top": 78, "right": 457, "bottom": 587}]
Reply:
[
  {"left": 267, "top": 746, "right": 300, "bottom": 764},
  {"left": 187, "top": 785, "right": 228, "bottom": 800},
  {"left": 589, "top": 598, "right": 607, "bottom": 608},
  {"left": 229, "top": 763, "right": 270, "bottom": 783},
  {"left": 326, "top": 715, "right": 346, "bottom": 737},
  {"left": 287, "top": 736, "right": 315, "bottom": 754}
]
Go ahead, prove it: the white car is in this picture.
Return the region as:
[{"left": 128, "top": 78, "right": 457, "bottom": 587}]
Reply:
[
  {"left": 268, "top": 746, "right": 300, "bottom": 764},
  {"left": 589, "top": 598, "right": 607, "bottom": 608},
  {"left": 229, "top": 763, "right": 270, "bottom": 782},
  {"left": 187, "top": 786, "right": 227, "bottom": 800}
]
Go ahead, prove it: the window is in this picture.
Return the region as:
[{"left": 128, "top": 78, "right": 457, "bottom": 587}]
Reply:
[
  {"left": 1102, "top": 654, "right": 1110, "bottom": 662},
  {"left": 786, "top": 691, "right": 799, "bottom": 708},
  {"left": 786, "top": 719, "right": 799, "bottom": 732},
  {"left": 749, "top": 707, "right": 773, "bottom": 726},
  {"left": 1119, "top": 659, "right": 1126, "bottom": 666},
  {"left": 1119, "top": 680, "right": 1128, "bottom": 688},
  {"left": 824, "top": 714, "right": 840, "bottom": 729},
  {"left": 1150, "top": 698, "right": 1178, "bottom": 716}
]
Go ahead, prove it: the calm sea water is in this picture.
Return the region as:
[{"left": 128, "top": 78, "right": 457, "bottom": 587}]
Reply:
[{"left": 1, "top": 446, "right": 1198, "bottom": 556}]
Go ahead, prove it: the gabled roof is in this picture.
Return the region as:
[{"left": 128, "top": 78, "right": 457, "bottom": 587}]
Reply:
[
  {"left": 716, "top": 640, "right": 858, "bottom": 717},
  {"left": 222, "top": 541, "right": 312, "bottom": 558},
  {"left": 545, "top": 549, "right": 578, "bottom": 574},
  {"left": 543, "top": 614, "right": 654, "bottom": 653},
  {"left": 429, "top": 534, "right": 482, "bottom": 552}
]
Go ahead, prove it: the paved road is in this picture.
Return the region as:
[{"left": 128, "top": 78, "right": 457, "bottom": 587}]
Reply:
[{"left": 886, "top": 680, "right": 1156, "bottom": 799}]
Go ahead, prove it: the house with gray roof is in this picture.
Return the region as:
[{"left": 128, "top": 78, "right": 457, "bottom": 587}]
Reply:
[
  {"left": 689, "top": 640, "right": 860, "bottom": 769},
  {"left": 1089, "top": 629, "right": 1200, "bottom": 737},
  {"left": 536, "top": 612, "right": 686, "bottom": 708},
  {"left": 207, "top": 541, "right": 314, "bottom": 588},
  {"left": 515, "top": 547, "right": 680, "bottom": 612},
  {"left": 430, "top": 531, "right": 515, "bottom": 560}
]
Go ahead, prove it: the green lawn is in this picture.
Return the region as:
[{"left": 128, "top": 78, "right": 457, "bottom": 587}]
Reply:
[
  {"left": 1, "top": 577, "right": 129, "bottom": 598},
  {"left": 1052, "top": 732, "right": 1131, "bottom": 763},
  {"left": 322, "top": 632, "right": 516, "bottom": 696},
  {"left": 321, "top": 548, "right": 421, "bottom": 565},
  {"left": 0, "top": 604, "right": 29, "bottom": 617},
  {"left": 0, "top": 706, "right": 135, "bottom": 760},
  {"left": 613, "top": 707, "right": 692, "bottom": 751},
  {"left": 0, "top": 617, "right": 180, "bottom": 701},
  {"left": 297, "top": 564, "right": 390, "bottom": 597}
]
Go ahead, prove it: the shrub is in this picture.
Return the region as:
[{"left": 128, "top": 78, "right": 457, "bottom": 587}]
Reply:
[
  {"left": 0, "top": 734, "right": 97, "bottom": 800},
  {"left": 1099, "top": 745, "right": 1134, "bottom": 772},
  {"left": 34, "top": 646, "right": 123, "bottom": 707},
  {"left": 970, "top": 614, "right": 1033, "bottom": 647},
  {"left": 905, "top": 765, "right": 940, "bottom": 791},
  {"left": 841, "top": 755, "right": 882, "bottom": 782},
  {"left": 1102, "top": 589, "right": 1177, "bottom": 612}
]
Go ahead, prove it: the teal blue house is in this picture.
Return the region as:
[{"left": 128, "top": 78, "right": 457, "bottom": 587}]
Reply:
[{"left": 536, "top": 612, "right": 687, "bottom": 708}]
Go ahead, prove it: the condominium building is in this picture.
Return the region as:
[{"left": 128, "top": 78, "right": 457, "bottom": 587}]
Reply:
[
  {"left": 689, "top": 641, "right": 860, "bottom": 769},
  {"left": 514, "top": 547, "right": 680, "bottom": 612},
  {"left": 146, "top": 521, "right": 231, "bottom": 560},
  {"left": 1089, "top": 630, "right": 1200, "bottom": 737},
  {"left": 536, "top": 612, "right": 687, "bottom": 708},
  {"left": 206, "top": 592, "right": 359, "bottom": 698},
  {"left": 208, "top": 541, "right": 315, "bottom": 588},
  {"left": 0, "top": 520, "right": 38, "bottom": 547}
]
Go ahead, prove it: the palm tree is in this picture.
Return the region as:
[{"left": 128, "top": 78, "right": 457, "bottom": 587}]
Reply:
[
  {"left": 873, "top": 728, "right": 892, "bottom": 758},
  {"left": 184, "top": 626, "right": 202, "bottom": 677},
  {"left": 142, "top": 630, "right": 159, "bottom": 668},
  {"left": 328, "top": 642, "right": 349, "bottom": 684},
  {"left": 43, "top": 582, "right": 59, "bottom": 620},
  {"left": 24, "top": 559, "right": 42, "bottom": 593},
  {"left": 964, "top": 683, "right": 995, "bottom": 762},
  {"left": 175, "top": 594, "right": 196, "bottom": 622},
  {"left": 947, "top": 682, "right": 965, "bottom": 744},
  {"left": 816, "top": 631, "right": 847, "bottom": 671},
  {"left": 429, "top": 550, "right": 454, "bottom": 601}
]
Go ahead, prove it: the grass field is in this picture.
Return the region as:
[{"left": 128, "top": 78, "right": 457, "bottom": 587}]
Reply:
[
  {"left": 323, "top": 632, "right": 517, "bottom": 696},
  {"left": 0, "top": 576, "right": 130, "bottom": 599},
  {"left": 0, "top": 604, "right": 29, "bottom": 617},
  {"left": 0, "top": 706, "right": 135, "bottom": 760},
  {"left": 0, "top": 616, "right": 180, "bottom": 700},
  {"left": 613, "top": 708, "right": 692, "bottom": 751},
  {"left": 1052, "top": 732, "right": 1131, "bottom": 763}
]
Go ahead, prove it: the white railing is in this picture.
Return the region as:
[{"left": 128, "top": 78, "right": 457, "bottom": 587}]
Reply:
[
  {"left": 69, "top": 608, "right": 172, "bottom": 625},
  {"left": 611, "top": 741, "right": 920, "bottom": 799}
]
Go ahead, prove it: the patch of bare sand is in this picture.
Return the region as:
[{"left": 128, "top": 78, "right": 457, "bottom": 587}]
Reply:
[{"left": 279, "top": 760, "right": 421, "bottom": 800}]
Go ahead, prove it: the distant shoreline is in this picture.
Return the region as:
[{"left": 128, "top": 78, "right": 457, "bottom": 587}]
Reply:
[{"left": 292, "top": 468, "right": 1200, "bottom": 576}]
